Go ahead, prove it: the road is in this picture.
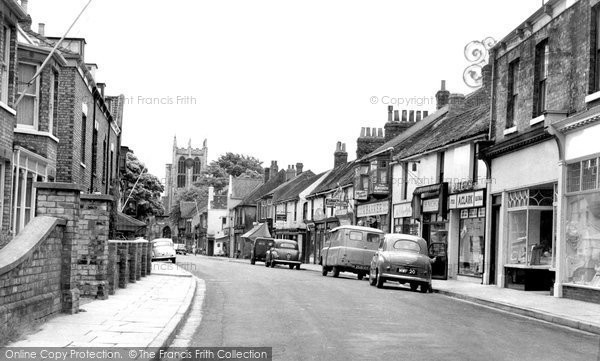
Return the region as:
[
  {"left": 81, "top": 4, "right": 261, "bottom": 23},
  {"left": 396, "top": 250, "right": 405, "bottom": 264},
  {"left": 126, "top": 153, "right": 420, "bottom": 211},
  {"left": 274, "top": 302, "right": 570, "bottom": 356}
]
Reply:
[{"left": 179, "top": 255, "right": 599, "bottom": 361}]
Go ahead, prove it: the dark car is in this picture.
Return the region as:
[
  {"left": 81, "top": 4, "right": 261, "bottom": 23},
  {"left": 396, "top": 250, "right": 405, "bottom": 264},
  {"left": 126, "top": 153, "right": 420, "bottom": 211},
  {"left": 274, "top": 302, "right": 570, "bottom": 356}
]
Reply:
[
  {"left": 250, "top": 237, "right": 275, "bottom": 265},
  {"left": 369, "top": 234, "right": 432, "bottom": 293},
  {"left": 265, "top": 239, "right": 301, "bottom": 270}
]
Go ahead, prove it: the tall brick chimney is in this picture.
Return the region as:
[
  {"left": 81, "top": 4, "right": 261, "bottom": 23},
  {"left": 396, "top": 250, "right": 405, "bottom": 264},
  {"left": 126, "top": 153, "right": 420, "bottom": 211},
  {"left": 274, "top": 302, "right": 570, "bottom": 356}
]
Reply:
[
  {"left": 384, "top": 106, "right": 403, "bottom": 142},
  {"left": 264, "top": 167, "right": 270, "bottom": 183},
  {"left": 285, "top": 165, "right": 296, "bottom": 181},
  {"left": 296, "top": 163, "right": 304, "bottom": 175},
  {"left": 356, "top": 127, "right": 385, "bottom": 159},
  {"left": 436, "top": 80, "right": 450, "bottom": 109},
  {"left": 334, "top": 141, "right": 348, "bottom": 168},
  {"left": 270, "top": 161, "right": 278, "bottom": 179}
]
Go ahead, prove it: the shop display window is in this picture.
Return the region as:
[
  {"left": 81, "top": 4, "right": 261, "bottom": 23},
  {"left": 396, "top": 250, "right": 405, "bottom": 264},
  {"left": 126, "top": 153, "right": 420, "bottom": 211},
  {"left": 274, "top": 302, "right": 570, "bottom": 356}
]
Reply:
[
  {"left": 459, "top": 217, "right": 485, "bottom": 277},
  {"left": 565, "top": 193, "right": 600, "bottom": 287}
]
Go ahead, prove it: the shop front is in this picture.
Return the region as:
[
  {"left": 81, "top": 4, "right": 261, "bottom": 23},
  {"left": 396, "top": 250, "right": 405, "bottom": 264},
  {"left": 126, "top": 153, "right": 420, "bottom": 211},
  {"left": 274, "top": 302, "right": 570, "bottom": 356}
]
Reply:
[
  {"left": 392, "top": 201, "right": 418, "bottom": 235},
  {"left": 311, "top": 209, "right": 341, "bottom": 264},
  {"left": 356, "top": 200, "right": 389, "bottom": 232},
  {"left": 412, "top": 183, "right": 449, "bottom": 279},
  {"left": 448, "top": 189, "right": 486, "bottom": 280}
]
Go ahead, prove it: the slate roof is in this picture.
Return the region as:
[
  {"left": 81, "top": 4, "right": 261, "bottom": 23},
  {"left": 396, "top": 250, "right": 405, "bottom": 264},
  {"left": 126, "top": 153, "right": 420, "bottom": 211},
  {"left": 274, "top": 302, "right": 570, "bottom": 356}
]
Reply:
[
  {"left": 269, "top": 171, "right": 321, "bottom": 203},
  {"left": 230, "top": 178, "right": 263, "bottom": 199},
  {"left": 180, "top": 201, "right": 198, "bottom": 219},
  {"left": 396, "top": 104, "right": 490, "bottom": 159},
  {"left": 211, "top": 195, "right": 228, "bottom": 210},
  {"left": 239, "top": 170, "right": 287, "bottom": 207},
  {"left": 308, "top": 161, "right": 357, "bottom": 197}
]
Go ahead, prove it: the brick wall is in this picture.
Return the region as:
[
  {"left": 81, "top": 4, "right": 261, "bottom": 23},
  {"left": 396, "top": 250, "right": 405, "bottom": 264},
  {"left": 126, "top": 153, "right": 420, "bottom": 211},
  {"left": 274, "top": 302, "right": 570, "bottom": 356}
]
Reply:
[
  {"left": 491, "top": 0, "right": 591, "bottom": 141},
  {"left": 563, "top": 285, "right": 600, "bottom": 304},
  {"left": 0, "top": 220, "right": 64, "bottom": 334}
]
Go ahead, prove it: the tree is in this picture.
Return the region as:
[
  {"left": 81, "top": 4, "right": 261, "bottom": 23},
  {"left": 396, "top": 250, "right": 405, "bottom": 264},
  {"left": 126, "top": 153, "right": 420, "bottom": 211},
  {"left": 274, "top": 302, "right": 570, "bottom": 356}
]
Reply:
[
  {"left": 194, "top": 153, "right": 263, "bottom": 193},
  {"left": 121, "top": 152, "right": 165, "bottom": 219}
]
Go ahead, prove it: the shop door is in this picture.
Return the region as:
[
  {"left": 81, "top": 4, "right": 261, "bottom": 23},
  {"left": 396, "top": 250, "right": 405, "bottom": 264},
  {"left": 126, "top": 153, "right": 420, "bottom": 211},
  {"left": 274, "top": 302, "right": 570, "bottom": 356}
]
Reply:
[{"left": 429, "top": 242, "right": 448, "bottom": 280}]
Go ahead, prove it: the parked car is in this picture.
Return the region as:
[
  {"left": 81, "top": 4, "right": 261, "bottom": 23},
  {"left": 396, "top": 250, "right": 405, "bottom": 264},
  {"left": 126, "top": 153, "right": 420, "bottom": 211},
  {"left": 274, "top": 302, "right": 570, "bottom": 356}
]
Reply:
[
  {"left": 151, "top": 238, "right": 176, "bottom": 263},
  {"left": 369, "top": 234, "right": 432, "bottom": 293},
  {"left": 174, "top": 243, "right": 187, "bottom": 255},
  {"left": 265, "top": 239, "right": 301, "bottom": 269},
  {"left": 321, "top": 225, "right": 384, "bottom": 280},
  {"left": 250, "top": 237, "right": 275, "bottom": 265}
]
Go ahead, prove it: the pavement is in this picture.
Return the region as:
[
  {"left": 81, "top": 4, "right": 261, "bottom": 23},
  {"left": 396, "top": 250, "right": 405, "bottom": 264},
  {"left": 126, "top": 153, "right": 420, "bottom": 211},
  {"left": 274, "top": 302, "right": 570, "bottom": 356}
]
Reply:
[
  {"left": 6, "top": 262, "right": 199, "bottom": 348},
  {"left": 222, "top": 256, "right": 600, "bottom": 336}
]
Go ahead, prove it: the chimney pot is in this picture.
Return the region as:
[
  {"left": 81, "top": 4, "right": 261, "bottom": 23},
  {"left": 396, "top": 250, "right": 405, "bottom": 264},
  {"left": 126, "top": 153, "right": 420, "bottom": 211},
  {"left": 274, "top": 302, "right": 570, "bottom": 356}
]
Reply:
[
  {"left": 409, "top": 110, "right": 415, "bottom": 122},
  {"left": 416, "top": 111, "right": 422, "bottom": 122},
  {"left": 423, "top": 111, "right": 429, "bottom": 118},
  {"left": 38, "top": 23, "right": 45, "bottom": 36},
  {"left": 366, "top": 128, "right": 371, "bottom": 137},
  {"left": 360, "top": 127, "right": 366, "bottom": 137},
  {"left": 372, "top": 127, "right": 376, "bottom": 137},
  {"left": 402, "top": 110, "right": 408, "bottom": 122},
  {"left": 377, "top": 128, "right": 383, "bottom": 137},
  {"left": 441, "top": 80, "right": 446, "bottom": 91},
  {"left": 394, "top": 110, "right": 400, "bottom": 122},
  {"left": 342, "top": 143, "right": 346, "bottom": 152},
  {"left": 436, "top": 80, "right": 451, "bottom": 110},
  {"left": 388, "top": 105, "right": 393, "bottom": 122}
]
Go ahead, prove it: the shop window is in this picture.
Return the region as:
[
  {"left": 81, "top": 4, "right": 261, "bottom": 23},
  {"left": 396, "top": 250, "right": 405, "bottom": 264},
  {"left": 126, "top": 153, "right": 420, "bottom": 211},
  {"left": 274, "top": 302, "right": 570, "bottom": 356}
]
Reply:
[
  {"left": 565, "top": 193, "right": 600, "bottom": 287},
  {"left": 507, "top": 188, "right": 555, "bottom": 266},
  {"left": 459, "top": 216, "right": 485, "bottom": 277},
  {"left": 567, "top": 157, "right": 599, "bottom": 193}
]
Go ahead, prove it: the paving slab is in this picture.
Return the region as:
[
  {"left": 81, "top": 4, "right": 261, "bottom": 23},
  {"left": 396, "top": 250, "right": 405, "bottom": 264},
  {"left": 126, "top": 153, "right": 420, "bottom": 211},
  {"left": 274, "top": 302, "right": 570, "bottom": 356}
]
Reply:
[{"left": 7, "top": 262, "right": 197, "bottom": 348}]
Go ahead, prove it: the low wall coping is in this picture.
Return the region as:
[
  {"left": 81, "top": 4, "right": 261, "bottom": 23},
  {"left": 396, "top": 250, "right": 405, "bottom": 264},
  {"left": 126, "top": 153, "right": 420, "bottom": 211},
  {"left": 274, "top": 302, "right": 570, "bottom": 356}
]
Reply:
[
  {"left": 0, "top": 216, "right": 65, "bottom": 275},
  {"left": 81, "top": 194, "right": 115, "bottom": 202},
  {"left": 33, "top": 182, "right": 85, "bottom": 192}
]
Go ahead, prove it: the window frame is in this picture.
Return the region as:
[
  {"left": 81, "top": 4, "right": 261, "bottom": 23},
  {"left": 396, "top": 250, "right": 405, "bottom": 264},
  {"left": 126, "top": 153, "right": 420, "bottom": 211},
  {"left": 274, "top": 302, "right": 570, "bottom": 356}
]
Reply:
[
  {"left": 507, "top": 58, "right": 520, "bottom": 128},
  {"left": 16, "top": 61, "right": 40, "bottom": 129},
  {"left": 534, "top": 40, "right": 549, "bottom": 118},
  {"left": 1, "top": 26, "right": 11, "bottom": 105},
  {"left": 593, "top": 6, "right": 600, "bottom": 93}
]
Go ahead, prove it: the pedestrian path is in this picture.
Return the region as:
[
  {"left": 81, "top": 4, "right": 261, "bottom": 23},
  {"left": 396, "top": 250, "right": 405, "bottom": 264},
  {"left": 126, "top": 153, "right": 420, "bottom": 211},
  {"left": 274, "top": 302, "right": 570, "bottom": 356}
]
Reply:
[
  {"left": 223, "top": 256, "right": 600, "bottom": 335},
  {"left": 7, "top": 263, "right": 197, "bottom": 348}
]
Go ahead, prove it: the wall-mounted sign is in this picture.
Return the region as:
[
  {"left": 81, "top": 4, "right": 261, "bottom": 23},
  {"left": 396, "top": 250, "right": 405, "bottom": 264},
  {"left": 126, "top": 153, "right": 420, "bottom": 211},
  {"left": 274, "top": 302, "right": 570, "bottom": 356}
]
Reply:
[
  {"left": 422, "top": 198, "right": 439, "bottom": 213},
  {"left": 354, "top": 190, "right": 368, "bottom": 201},
  {"left": 326, "top": 199, "right": 349, "bottom": 208},
  {"left": 460, "top": 209, "right": 469, "bottom": 219},
  {"left": 478, "top": 207, "right": 486, "bottom": 218},
  {"left": 393, "top": 202, "right": 412, "bottom": 219},
  {"left": 357, "top": 201, "right": 389, "bottom": 218},
  {"left": 449, "top": 190, "right": 485, "bottom": 209},
  {"left": 373, "top": 184, "right": 389, "bottom": 194},
  {"left": 469, "top": 208, "right": 478, "bottom": 218}
]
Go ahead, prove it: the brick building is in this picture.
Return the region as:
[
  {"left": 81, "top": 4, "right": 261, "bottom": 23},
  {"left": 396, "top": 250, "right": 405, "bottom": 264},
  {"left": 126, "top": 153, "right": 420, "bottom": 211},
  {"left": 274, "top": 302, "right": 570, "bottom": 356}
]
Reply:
[
  {"left": 0, "top": 1, "right": 26, "bottom": 240},
  {"left": 479, "top": 0, "right": 599, "bottom": 302}
]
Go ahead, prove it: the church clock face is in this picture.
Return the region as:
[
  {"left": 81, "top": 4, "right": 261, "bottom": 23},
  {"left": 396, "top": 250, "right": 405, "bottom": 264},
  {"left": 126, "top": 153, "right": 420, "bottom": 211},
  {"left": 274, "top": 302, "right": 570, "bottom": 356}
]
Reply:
[{"left": 184, "top": 158, "right": 194, "bottom": 169}]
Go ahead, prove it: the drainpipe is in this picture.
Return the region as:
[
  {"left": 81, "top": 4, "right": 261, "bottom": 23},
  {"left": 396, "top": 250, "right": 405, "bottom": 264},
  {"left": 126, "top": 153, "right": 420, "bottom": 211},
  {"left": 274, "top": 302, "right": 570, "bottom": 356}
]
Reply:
[{"left": 483, "top": 51, "right": 496, "bottom": 286}]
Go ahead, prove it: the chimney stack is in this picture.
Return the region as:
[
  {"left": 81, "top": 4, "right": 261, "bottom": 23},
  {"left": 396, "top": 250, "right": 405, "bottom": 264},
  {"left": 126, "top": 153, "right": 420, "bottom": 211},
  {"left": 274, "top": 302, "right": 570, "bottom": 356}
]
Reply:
[
  {"left": 436, "top": 80, "right": 450, "bottom": 109},
  {"left": 264, "top": 167, "right": 270, "bottom": 183},
  {"left": 334, "top": 141, "right": 348, "bottom": 168},
  {"left": 285, "top": 165, "right": 296, "bottom": 181},
  {"left": 296, "top": 163, "right": 304, "bottom": 175},
  {"left": 97, "top": 83, "right": 106, "bottom": 98},
  {"left": 482, "top": 63, "right": 492, "bottom": 91},
  {"left": 449, "top": 93, "right": 466, "bottom": 109},
  {"left": 38, "top": 23, "right": 45, "bottom": 36},
  {"left": 270, "top": 161, "right": 278, "bottom": 179}
]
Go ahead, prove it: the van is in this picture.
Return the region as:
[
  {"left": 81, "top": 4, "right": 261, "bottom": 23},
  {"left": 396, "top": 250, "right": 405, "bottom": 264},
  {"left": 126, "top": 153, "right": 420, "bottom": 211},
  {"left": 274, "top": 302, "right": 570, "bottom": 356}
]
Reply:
[
  {"left": 250, "top": 237, "right": 276, "bottom": 265},
  {"left": 320, "top": 225, "right": 384, "bottom": 280}
]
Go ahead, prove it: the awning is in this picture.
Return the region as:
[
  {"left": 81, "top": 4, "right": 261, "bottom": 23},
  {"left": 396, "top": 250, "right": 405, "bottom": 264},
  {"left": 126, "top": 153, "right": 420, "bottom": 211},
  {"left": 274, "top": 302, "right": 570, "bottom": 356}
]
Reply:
[
  {"left": 116, "top": 212, "right": 147, "bottom": 233},
  {"left": 241, "top": 223, "right": 271, "bottom": 240}
]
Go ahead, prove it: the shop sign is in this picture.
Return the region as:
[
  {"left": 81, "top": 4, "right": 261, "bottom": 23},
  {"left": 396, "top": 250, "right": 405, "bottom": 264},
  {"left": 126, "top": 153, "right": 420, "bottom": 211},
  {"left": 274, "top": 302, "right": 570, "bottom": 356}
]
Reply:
[
  {"left": 354, "top": 190, "right": 368, "bottom": 200},
  {"left": 335, "top": 208, "right": 349, "bottom": 216},
  {"left": 460, "top": 209, "right": 469, "bottom": 219},
  {"left": 422, "top": 198, "right": 439, "bottom": 213},
  {"left": 449, "top": 190, "right": 485, "bottom": 209},
  {"left": 276, "top": 214, "right": 287, "bottom": 221},
  {"left": 373, "top": 184, "right": 389, "bottom": 194},
  {"left": 469, "top": 208, "right": 478, "bottom": 218},
  {"left": 478, "top": 208, "right": 486, "bottom": 218},
  {"left": 357, "top": 201, "right": 389, "bottom": 218},
  {"left": 393, "top": 202, "right": 412, "bottom": 218},
  {"left": 327, "top": 199, "right": 348, "bottom": 208}
]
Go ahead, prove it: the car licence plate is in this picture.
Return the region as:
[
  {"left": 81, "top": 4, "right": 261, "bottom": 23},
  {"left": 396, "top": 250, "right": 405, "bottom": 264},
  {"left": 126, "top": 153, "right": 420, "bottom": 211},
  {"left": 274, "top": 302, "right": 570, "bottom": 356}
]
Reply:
[{"left": 398, "top": 267, "right": 416, "bottom": 275}]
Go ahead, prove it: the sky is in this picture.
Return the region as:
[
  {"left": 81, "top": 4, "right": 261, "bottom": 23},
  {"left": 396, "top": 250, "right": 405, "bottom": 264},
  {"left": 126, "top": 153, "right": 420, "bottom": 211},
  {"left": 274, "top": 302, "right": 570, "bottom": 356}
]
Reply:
[{"left": 29, "top": 0, "right": 544, "bottom": 183}]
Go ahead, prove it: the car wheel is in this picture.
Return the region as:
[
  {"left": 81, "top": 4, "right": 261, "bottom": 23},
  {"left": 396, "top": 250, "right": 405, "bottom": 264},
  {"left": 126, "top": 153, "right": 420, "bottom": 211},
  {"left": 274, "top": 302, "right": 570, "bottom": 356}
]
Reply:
[
  {"left": 420, "top": 283, "right": 430, "bottom": 293},
  {"left": 171, "top": 258, "right": 176, "bottom": 264},
  {"left": 296, "top": 264, "right": 301, "bottom": 270},
  {"left": 332, "top": 266, "right": 340, "bottom": 278},
  {"left": 264, "top": 259, "right": 270, "bottom": 267},
  {"left": 369, "top": 270, "right": 376, "bottom": 286},
  {"left": 376, "top": 270, "right": 384, "bottom": 288},
  {"left": 270, "top": 260, "right": 276, "bottom": 268},
  {"left": 357, "top": 273, "right": 364, "bottom": 280},
  {"left": 321, "top": 266, "right": 328, "bottom": 276},
  {"left": 410, "top": 283, "right": 419, "bottom": 292},
  {"left": 251, "top": 258, "right": 255, "bottom": 265},
  {"left": 289, "top": 264, "right": 294, "bottom": 270}
]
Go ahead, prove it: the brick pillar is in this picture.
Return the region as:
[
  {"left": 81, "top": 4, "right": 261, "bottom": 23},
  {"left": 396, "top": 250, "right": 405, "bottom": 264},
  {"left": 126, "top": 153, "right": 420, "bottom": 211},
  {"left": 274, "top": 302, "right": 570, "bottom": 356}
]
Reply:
[
  {"left": 128, "top": 241, "right": 138, "bottom": 283},
  {"left": 78, "top": 195, "right": 114, "bottom": 300},
  {"left": 139, "top": 240, "right": 148, "bottom": 277},
  {"left": 146, "top": 241, "right": 152, "bottom": 275},
  {"left": 117, "top": 241, "right": 129, "bottom": 288},
  {"left": 107, "top": 241, "right": 118, "bottom": 295},
  {"left": 34, "top": 182, "right": 85, "bottom": 315}
]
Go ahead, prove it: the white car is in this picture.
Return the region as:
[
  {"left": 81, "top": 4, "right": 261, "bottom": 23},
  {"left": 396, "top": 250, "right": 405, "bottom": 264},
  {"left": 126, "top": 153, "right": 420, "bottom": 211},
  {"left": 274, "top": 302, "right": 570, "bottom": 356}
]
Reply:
[{"left": 151, "top": 238, "right": 176, "bottom": 263}]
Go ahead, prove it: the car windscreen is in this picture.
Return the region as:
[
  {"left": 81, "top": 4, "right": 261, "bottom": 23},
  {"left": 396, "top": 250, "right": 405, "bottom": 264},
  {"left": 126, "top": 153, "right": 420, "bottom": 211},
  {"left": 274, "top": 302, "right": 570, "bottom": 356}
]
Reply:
[
  {"left": 389, "top": 239, "right": 421, "bottom": 253},
  {"left": 277, "top": 243, "right": 297, "bottom": 250}
]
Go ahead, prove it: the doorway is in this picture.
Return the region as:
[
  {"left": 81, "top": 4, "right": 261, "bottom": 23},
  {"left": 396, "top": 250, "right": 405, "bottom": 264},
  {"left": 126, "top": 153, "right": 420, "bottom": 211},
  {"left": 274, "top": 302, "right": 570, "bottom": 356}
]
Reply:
[{"left": 423, "top": 214, "right": 448, "bottom": 280}]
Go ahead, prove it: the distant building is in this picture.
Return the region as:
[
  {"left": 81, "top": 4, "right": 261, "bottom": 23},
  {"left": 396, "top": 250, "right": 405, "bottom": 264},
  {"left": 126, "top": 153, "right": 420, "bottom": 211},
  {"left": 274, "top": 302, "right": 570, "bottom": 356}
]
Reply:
[{"left": 164, "top": 137, "right": 208, "bottom": 213}]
